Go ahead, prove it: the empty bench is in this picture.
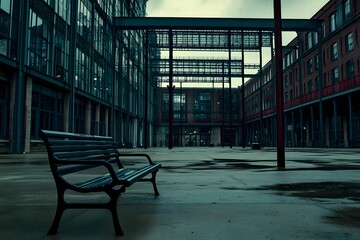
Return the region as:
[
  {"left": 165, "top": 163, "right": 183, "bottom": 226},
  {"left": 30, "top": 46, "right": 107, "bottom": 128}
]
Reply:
[{"left": 40, "top": 130, "right": 161, "bottom": 236}]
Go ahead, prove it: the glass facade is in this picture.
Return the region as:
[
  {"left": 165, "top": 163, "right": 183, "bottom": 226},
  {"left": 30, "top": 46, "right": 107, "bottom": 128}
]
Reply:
[{"left": 0, "top": 0, "right": 155, "bottom": 152}]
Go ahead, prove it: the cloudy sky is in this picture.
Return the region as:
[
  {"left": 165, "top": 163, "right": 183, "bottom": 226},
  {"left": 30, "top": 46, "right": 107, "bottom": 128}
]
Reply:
[{"left": 147, "top": 0, "right": 330, "bottom": 19}]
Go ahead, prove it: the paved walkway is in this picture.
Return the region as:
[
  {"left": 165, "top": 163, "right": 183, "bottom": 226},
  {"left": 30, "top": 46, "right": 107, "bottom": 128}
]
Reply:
[{"left": 0, "top": 147, "right": 360, "bottom": 239}]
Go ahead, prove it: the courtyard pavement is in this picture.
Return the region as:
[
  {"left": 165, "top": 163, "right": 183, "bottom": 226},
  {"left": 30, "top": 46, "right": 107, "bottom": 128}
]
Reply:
[{"left": 0, "top": 147, "right": 360, "bottom": 239}]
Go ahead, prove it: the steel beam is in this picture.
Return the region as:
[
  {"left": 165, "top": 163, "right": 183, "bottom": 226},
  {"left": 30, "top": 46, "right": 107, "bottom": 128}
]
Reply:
[{"left": 114, "top": 17, "right": 322, "bottom": 31}]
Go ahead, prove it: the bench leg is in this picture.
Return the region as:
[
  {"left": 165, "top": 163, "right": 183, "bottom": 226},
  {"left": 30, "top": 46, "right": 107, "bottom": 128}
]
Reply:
[
  {"left": 151, "top": 170, "right": 160, "bottom": 197},
  {"left": 107, "top": 189, "right": 124, "bottom": 236},
  {"left": 48, "top": 189, "right": 66, "bottom": 235},
  {"left": 48, "top": 205, "right": 65, "bottom": 235}
]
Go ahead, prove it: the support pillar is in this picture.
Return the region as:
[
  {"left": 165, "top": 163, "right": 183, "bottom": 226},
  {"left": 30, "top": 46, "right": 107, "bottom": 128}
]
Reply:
[
  {"left": 144, "top": 30, "right": 149, "bottom": 149},
  {"left": 228, "top": 30, "right": 233, "bottom": 148},
  {"left": 222, "top": 62, "right": 225, "bottom": 148},
  {"left": 168, "top": 29, "right": 174, "bottom": 149},
  {"left": 241, "top": 31, "right": 246, "bottom": 148},
  {"left": 317, "top": 29, "right": 325, "bottom": 147},
  {"left": 95, "top": 104, "right": 100, "bottom": 135},
  {"left": 24, "top": 77, "right": 33, "bottom": 153},
  {"left": 10, "top": 0, "right": 29, "bottom": 153},
  {"left": 274, "top": 0, "right": 285, "bottom": 168},
  {"left": 259, "top": 31, "right": 264, "bottom": 148},
  {"left": 105, "top": 107, "right": 109, "bottom": 136},
  {"left": 180, "top": 82, "right": 183, "bottom": 147},
  {"left": 85, "top": 100, "right": 91, "bottom": 134}
]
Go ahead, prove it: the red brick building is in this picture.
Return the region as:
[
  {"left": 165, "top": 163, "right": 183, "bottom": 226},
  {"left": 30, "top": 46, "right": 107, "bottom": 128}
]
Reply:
[{"left": 245, "top": 0, "right": 360, "bottom": 147}]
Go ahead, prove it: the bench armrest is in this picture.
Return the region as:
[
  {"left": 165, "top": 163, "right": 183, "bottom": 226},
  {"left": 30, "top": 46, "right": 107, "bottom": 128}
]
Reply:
[
  {"left": 56, "top": 159, "right": 118, "bottom": 181},
  {"left": 118, "top": 153, "right": 154, "bottom": 165}
]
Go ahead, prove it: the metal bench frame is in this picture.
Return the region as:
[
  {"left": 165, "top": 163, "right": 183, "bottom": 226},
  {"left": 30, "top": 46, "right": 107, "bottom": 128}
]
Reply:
[{"left": 40, "top": 130, "right": 161, "bottom": 236}]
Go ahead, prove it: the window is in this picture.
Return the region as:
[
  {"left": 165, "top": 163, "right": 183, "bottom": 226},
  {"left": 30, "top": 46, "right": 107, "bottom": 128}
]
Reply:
[
  {"left": 77, "top": 0, "right": 92, "bottom": 42},
  {"left": 307, "top": 80, "right": 313, "bottom": 93},
  {"left": 330, "top": 12, "right": 337, "bottom": 32},
  {"left": 344, "top": 0, "right": 351, "bottom": 17},
  {"left": 307, "top": 59, "right": 313, "bottom": 74},
  {"left": 28, "top": 10, "right": 51, "bottom": 74},
  {"left": 1, "top": 0, "right": 11, "bottom": 13},
  {"left": 284, "top": 75, "right": 289, "bottom": 86},
  {"left": 315, "top": 54, "right": 319, "bottom": 71},
  {"left": 315, "top": 76, "right": 320, "bottom": 91},
  {"left": 346, "top": 60, "right": 355, "bottom": 79},
  {"left": 194, "top": 93, "right": 211, "bottom": 120},
  {"left": 75, "top": 47, "right": 90, "bottom": 93},
  {"left": 0, "top": 0, "right": 12, "bottom": 56},
  {"left": 307, "top": 32, "right": 312, "bottom": 50},
  {"left": 94, "top": 10, "right": 104, "bottom": 54},
  {"left": 174, "top": 93, "right": 186, "bottom": 121},
  {"left": 331, "top": 67, "right": 339, "bottom": 83},
  {"left": 54, "top": 30, "right": 69, "bottom": 82},
  {"left": 306, "top": 32, "right": 319, "bottom": 50},
  {"left": 31, "top": 83, "right": 64, "bottom": 139},
  {"left": 331, "top": 42, "right": 338, "bottom": 60},
  {"left": 313, "top": 32, "right": 319, "bottom": 45},
  {"left": 345, "top": 32, "right": 354, "bottom": 52},
  {"left": 55, "top": 0, "right": 70, "bottom": 23}
]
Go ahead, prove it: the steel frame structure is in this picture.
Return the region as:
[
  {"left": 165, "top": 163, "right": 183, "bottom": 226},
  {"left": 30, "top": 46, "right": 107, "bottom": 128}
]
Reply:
[{"left": 114, "top": 14, "right": 323, "bottom": 167}]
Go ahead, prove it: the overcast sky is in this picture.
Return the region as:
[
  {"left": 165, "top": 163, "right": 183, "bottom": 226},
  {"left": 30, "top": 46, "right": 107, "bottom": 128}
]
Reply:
[{"left": 147, "top": 0, "right": 330, "bottom": 19}]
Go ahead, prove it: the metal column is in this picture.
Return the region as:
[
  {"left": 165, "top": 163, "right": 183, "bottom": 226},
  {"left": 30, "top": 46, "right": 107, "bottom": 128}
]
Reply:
[
  {"left": 168, "top": 29, "right": 174, "bottom": 149},
  {"left": 222, "top": 62, "right": 225, "bottom": 148},
  {"left": 10, "top": 0, "right": 29, "bottom": 153},
  {"left": 318, "top": 28, "right": 325, "bottom": 147},
  {"left": 241, "top": 31, "right": 246, "bottom": 148},
  {"left": 274, "top": 0, "right": 285, "bottom": 168},
  {"left": 228, "top": 30, "right": 233, "bottom": 148},
  {"left": 259, "top": 31, "right": 264, "bottom": 148},
  {"left": 180, "top": 81, "right": 183, "bottom": 147},
  {"left": 144, "top": 30, "right": 149, "bottom": 149},
  {"left": 68, "top": 0, "right": 78, "bottom": 133}
]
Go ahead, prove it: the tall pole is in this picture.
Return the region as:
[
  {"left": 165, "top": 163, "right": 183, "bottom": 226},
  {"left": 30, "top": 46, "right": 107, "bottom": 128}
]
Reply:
[
  {"left": 259, "top": 31, "right": 264, "bottom": 148},
  {"left": 168, "top": 29, "right": 174, "bottom": 149},
  {"left": 144, "top": 30, "right": 149, "bottom": 149},
  {"left": 274, "top": 0, "right": 285, "bottom": 168},
  {"left": 222, "top": 62, "right": 225, "bottom": 148},
  {"left": 241, "top": 31, "right": 246, "bottom": 148},
  {"left": 228, "top": 30, "right": 233, "bottom": 148},
  {"left": 180, "top": 81, "right": 183, "bottom": 147}
]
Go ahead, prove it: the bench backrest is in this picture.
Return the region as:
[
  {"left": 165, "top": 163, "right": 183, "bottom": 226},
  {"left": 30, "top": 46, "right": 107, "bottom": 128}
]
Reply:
[{"left": 40, "top": 130, "right": 122, "bottom": 177}]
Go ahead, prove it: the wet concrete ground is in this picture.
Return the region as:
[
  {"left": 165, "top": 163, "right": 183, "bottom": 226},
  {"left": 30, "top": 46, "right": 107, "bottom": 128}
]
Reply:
[{"left": 0, "top": 147, "right": 360, "bottom": 239}]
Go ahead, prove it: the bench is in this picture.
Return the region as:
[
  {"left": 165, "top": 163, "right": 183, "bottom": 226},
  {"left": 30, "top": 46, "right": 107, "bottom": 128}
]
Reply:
[{"left": 40, "top": 130, "right": 161, "bottom": 236}]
